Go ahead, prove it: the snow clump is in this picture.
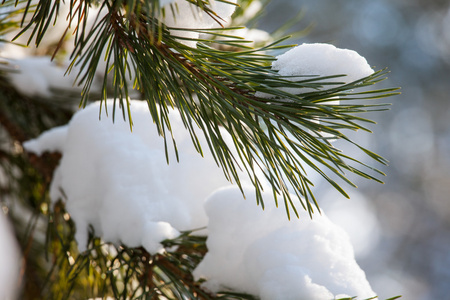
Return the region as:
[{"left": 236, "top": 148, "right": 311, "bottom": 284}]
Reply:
[
  {"left": 194, "top": 185, "right": 376, "bottom": 300},
  {"left": 273, "top": 43, "right": 374, "bottom": 81},
  {"left": 24, "top": 100, "right": 239, "bottom": 253},
  {"left": 4, "top": 57, "right": 82, "bottom": 98},
  {"left": 258, "top": 43, "right": 374, "bottom": 97}
]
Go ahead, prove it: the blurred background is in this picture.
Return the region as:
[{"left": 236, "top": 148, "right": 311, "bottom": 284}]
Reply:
[{"left": 260, "top": 0, "right": 450, "bottom": 299}]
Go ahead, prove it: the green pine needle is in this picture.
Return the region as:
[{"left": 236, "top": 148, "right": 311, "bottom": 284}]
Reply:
[{"left": 6, "top": 0, "right": 400, "bottom": 218}]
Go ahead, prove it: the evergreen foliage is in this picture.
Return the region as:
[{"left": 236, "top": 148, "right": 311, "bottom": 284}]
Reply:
[
  {"left": 2, "top": 0, "right": 399, "bottom": 215},
  {"left": 0, "top": 0, "right": 400, "bottom": 298}
]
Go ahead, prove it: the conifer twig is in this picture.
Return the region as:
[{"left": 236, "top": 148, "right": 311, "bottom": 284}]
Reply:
[{"left": 2, "top": 0, "right": 400, "bottom": 217}]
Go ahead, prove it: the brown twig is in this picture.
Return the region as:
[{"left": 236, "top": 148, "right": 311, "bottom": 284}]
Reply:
[{"left": 0, "top": 109, "right": 27, "bottom": 143}]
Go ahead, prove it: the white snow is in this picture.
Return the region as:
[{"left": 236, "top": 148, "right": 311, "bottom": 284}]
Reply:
[
  {"left": 23, "top": 125, "right": 68, "bottom": 155},
  {"left": 0, "top": 212, "right": 21, "bottom": 300},
  {"left": 273, "top": 43, "right": 373, "bottom": 81},
  {"left": 4, "top": 57, "right": 79, "bottom": 98},
  {"left": 0, "top": 4, "right": 112, "bottom": 100},
  {"left": 24, "top": 100, "right": 239, "bottom": 253},
  {"left": 24, "top": 98, "right": 377, "bottom": 298},
  {"left": 208, "top": 27, "right": 271, "bottom": 48},
  {"left": 161, "top": 0, "right": 238, "bottom": 46},
  {"left": 193, "top": 185, "right": 376, "bottom": 300},
  {"left": 258, "top": 43, "right": 374, "bottom": 97}
]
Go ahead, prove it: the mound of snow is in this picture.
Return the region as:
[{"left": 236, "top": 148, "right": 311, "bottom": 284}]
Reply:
[
  {"left": 24, "top": 100, "right": 240, "bottom": 253},
  {"left": 194, "top": 185, "right": 376, "bottom": 300},
  {"left": 273, "top": 43, "right": 373, "bottom": 82},
  {"left": 258, "top": 43, "right": 374, "bottom": 97}
]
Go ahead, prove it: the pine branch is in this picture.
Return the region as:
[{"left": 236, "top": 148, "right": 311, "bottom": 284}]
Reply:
[{"left": 3, "top": 0, "right": 400, "bottom": 218}]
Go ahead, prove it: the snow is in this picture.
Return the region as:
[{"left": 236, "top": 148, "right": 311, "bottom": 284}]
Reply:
[
  {"left": 0, "top": 212, "right": 20, "bottom": 300},
  {"left": 23, "top": 125, "right": 68, "bottom": 155},
  {"left": 158, "top": 0, "right": 177, "bottom": 6},
  {"left": 24, "top": 100, "right": 238, "bottom": 253},
  {"left": 24, "top": 99, "right": 377, "bottom": 298},
  {"left": 273, "top": 43, "right": 373, "bottom": 81},
  {"left": 193, "top": 185, "right": 376, "bottom": 300},
  {"left": 2, "top": 55, "right": 111, "bottom": 100},
  {"left": 209, "top": 27, "right": 271, "bottom": 48},
  {"left": 4, "top": 57, "right": 77, "bottom": 98},
  {"left": 257, "top": 43, "right": 374, "bottom": 97},
  {"left": 238, "top": 28, "right": 271, "bottom": 45},
  {"left": 161, "top": 0, "right": 238, "bottom": 46}
]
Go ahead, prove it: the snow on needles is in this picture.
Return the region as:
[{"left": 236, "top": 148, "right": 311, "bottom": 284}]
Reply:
[
  {"left": 194, "top": 186, "right": 376, "bottom": 300},
  {"left": 24, "top": 100, "right": 376, "bottom": 298},
  {"left": 4, "top": 57, "right": 82, "bottom": 98},
  {"left": 24, "top": 100, "right": 236, "bottom": 253},
  {"left": 273, "top": 43, "right": 374, "bottom": 81},
  {"left": 258, "top": 43, "right": 374, "bottom": 97},
  {"left": 160, "top": 0, "right": 238, "bottom": 46}
]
